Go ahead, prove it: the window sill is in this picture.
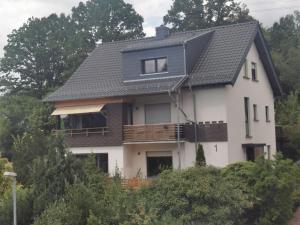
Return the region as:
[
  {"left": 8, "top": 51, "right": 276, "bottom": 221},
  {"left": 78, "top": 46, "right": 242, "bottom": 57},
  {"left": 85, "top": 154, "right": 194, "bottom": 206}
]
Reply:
[
  {"left": 246, "top": 135, "right": 252, "bottom": 139},
  {"left": 252, "top": 79, "right": 259, "bottom": 82},
  {"left": 266, "top": 120, "right": 271, "bottom": 123},
  {"left": 140, "top": 71, "right": 169, "bottom": 76},
  {"left": 254, "top": 119, "right": 259, "bottom": 122},
  {"left": 243, "top": 76, "right": 250, "bottom": 80}
]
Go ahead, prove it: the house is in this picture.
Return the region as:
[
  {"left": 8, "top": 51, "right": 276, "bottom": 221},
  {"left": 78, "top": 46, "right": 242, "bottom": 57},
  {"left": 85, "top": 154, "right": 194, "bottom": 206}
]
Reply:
[{"left": 46, "top": 21, "right": 282, "bottom": 178}]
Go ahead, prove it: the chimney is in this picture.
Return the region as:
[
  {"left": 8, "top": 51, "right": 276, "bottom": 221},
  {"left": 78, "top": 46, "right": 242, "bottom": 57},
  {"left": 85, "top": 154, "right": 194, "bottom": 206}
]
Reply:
[{"left": 155, "top": 25, "right": 170, "bottom": 39}]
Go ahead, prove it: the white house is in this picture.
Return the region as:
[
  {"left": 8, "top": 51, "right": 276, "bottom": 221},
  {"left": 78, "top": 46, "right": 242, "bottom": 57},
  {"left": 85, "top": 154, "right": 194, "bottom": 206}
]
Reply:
[{"left": 46, "top": 21, "right": 282, "bottom": 178}]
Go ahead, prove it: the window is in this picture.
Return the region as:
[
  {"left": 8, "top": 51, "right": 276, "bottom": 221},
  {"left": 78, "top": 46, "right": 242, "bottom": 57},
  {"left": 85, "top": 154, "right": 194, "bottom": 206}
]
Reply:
[
  {"left": 96, "top": 153, "right": 109, "bottom": 174},
  {"left": 146, "top": 151, "right": 172, "bottom": 177},
  {"left": 251, "top": 62, "right": 257, "bottom": 81},
  {"left": 253, "top": 104, "right": 258, "bottom": 121},
  {"left": 265, "top": 106, "right": 270, "bottom": 122},
  {"left": 244, "top": 59, "right": 249, "bottom": 78},
  {"left": 142, "top": 57, "right": 167, "bottom": 74},
  {"left": 145, "top": 103, "right": 171, "bottom": 124},
  {"left": 267, "top": 145, "right": 271, "bottom": 160},
  {"left": 244, "top": 97, "right": 251, "bottom": 137},
  {"left": 61, "top": 112, "right": 107, "bottom": 129}
]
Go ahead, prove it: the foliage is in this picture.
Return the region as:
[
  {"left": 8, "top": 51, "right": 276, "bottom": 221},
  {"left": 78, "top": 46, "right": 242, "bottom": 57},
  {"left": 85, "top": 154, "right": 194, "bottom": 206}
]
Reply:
[
  {"left": 164, "top": 0, "right": 253, "bottom": 31},
  {"left": 0, "top": 95, "right": 54, "bottom": 155},
  {"left": 30, "top": 134, "right": 85, "bottom": 216},
  {"left": 144, "top": 166, "right": 250, "bottom": 224},
  {"left": 222, "top": 156, "right": 300, "bottom": 225},
  {"left": 275, "top": 92, "right": 300, "bottom": 160},
  {"left": 0, "top": 157, "right": 13, "bottom": 197},
  {"left": 0, "top": 0, "right": 144, "bottom": 97},
  {"left": 0, "top": 187, "right": 34, "bottom": 225},
  {"left": 265, "top": 11, "right": 300, "bottom": 93},
  {"left": 196, "top": 144, "right": 206, "bottom": 166}
]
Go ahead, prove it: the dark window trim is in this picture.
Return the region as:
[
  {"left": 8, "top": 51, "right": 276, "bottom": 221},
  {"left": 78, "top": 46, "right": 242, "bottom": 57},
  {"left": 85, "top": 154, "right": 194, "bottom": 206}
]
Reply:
[
  {"left": 253, "top": 104, "right": 259, "bottom": 122},
  {"left": 244, "top": 97, "right": 251, "bottom": 138},
  {"left": 251, "top": 62, "right": 258, "bottom": 81},
  {"left": 243, "top": 59, "right": 249, "bottom": 79},
  {"left": 265, "top": 106, "right": 270, "bottom": 122},
  {"left": 141, "top": 57, "right": 168, "bottom": 75}
]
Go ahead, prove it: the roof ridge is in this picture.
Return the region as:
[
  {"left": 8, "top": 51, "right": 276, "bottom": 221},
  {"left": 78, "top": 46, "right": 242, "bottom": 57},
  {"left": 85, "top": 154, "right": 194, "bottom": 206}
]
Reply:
[
  {"left": 96, "top": 36, "right": 155, "bottom": 47},
  {"left": 96, "top": 21, "right": 258, "bottom": 47},
  {"left": 170, "top": 20, "right": 258, "bottom": 36}
]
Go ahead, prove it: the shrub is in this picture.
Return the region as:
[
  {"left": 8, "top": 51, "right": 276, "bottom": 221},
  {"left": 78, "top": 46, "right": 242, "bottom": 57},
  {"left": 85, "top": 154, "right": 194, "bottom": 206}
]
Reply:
[
  {"left": 143, "top": 166, "right": 250, "bottom": 224},
  {"left": 222, "top": 156, "right": 300, "bottom": 225}
]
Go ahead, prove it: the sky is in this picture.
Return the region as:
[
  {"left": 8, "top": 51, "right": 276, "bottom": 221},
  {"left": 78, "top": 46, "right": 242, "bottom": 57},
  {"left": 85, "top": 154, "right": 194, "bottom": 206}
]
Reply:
[{"left": 0, "top": 0, "right": 299, "bottom": 56}]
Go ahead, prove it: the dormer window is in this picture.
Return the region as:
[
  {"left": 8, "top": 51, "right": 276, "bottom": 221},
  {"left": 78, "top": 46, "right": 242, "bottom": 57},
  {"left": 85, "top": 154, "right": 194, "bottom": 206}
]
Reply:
[{"left": 142, "top": 57, "right": 168, "bottom": 75}]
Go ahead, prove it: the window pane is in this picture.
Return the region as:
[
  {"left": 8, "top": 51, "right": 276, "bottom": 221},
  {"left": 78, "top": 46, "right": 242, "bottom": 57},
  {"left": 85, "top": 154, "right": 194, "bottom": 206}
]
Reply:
[
  {"left": 144, "top": 59, "right": 156, "bottom": 74},
  {"left": 157, "top": 58, "right": 167, "bottom": 72},
  {"left": 145, "top": 103, "right": 171, "bottom": 124}
]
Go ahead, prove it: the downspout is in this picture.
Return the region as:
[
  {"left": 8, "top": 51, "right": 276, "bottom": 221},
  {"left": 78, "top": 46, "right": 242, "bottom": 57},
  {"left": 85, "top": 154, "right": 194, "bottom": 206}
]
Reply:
[{"left": 168, "top": 40, "right": 199, "bottom": 170}]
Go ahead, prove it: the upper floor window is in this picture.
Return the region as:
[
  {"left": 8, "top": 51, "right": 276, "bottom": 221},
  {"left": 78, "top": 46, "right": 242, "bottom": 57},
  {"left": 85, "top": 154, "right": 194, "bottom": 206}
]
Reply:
[
  {"left": 251, "top": 62, "right": 257, "bottom": 81},
  {"left": 265, "top": 106, "right": 270, "bottom": 122},
  {"left": 244, "top": 97, "right": 251, "bottom": 137},
  {"left": 253, "top": 104, "right": 258, "bottom": 121},
  {"left": 243, "top": 59, "right": 249, "bottom": 79},
  {"left": 142, "top": 57, "right": 168, "bottom": 74}
]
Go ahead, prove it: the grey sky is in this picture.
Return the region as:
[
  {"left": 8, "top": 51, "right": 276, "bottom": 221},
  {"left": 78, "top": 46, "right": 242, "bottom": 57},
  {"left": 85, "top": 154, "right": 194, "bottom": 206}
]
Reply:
[{"left": 0, "top": 0, "right": 299, "bottom": 57}]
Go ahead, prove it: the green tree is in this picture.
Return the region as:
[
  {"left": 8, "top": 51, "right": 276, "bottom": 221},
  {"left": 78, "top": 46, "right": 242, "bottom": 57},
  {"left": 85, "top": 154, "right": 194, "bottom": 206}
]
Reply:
[
  {"left": 222, "top": 156, "right": 300, "bottom": 225},
  {"left": 0, "top": 0, "right": 144, "bottom": 98},
  {"left": 196, "top": 144, "right": 206, "bottom": 166},
  {"left": 71, "top": 0, "right": 144, "bottom": 43},
  {"left": 164, "top": 0, "right": 253, "bottom": 31},
  {"left": 0, "top": 95, "right": 54, "bottom": 156},
  {"left": 266, "top": 11, "right": 300, "bottom": 92}
]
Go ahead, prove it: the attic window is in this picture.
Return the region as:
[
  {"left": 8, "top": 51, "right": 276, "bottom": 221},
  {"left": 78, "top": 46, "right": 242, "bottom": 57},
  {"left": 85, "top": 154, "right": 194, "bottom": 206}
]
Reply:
[
  {"left": 142, "top": 57, "right": 168, "bottom": 75},
  {"left": 251, "top": 62, "right": 258, "bottom": 81}
]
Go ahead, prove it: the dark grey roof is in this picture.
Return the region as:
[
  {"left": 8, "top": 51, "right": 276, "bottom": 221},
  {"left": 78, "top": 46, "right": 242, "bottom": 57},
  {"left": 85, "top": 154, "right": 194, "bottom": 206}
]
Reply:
[
  {"left": 45, "top": 21, "right": 282, "bottom": 102},
  {"left": 122, "top": 31, "right": 212, "bottom": 52}
]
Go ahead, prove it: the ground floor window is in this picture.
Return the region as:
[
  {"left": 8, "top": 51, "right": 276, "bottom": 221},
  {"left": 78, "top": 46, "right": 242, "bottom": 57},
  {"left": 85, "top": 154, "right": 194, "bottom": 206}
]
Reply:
[
  {"left": 146, "top": 151, "right": 172, "bottom": 177},
  {"left": 75, "top": 153, "right": 109, "bottom": 174},
  {"left": 244, "top": 145, "right": 265, "bottom": 162},
  {"left": 96, "top": 153, "right": 109, "bottom": 174}
]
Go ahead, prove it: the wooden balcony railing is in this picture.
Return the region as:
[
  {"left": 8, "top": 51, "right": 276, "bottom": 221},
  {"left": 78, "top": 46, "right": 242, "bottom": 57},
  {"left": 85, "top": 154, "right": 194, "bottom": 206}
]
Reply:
[
  {"left": 52, "top": 127, "right": 109, "bottom": 137},
  {"left": 123, "top": 123, "right": 183, "bottom": 143}
]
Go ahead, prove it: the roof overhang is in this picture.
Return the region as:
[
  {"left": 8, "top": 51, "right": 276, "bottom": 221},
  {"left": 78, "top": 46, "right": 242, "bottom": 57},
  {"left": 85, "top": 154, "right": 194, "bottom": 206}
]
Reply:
[{"left": 51, "top": 104, "right": 105, "bottom": 116}]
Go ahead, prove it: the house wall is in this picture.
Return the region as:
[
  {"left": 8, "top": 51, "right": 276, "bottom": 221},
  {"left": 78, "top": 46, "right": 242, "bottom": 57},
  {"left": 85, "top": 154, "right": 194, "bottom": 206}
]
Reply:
[
  {"left": 122, "top": 45, "right": 185, "bottom": 81},
  {"left": 70, "top": 146, "right": 124, "bottom": 176},
  {"left": 226, "top": 43, "right": 276, "bottom": 163}
]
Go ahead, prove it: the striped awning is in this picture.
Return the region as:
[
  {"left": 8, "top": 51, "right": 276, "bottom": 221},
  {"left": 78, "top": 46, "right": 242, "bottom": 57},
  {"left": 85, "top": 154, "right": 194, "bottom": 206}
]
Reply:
[{"left": 51, "top": 104, "right": 105, "bottom": 116}]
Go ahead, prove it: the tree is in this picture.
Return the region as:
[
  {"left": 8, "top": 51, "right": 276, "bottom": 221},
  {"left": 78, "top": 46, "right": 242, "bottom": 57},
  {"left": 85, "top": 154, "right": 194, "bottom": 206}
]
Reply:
[
  {"left": 265, "top": 11, "right": 300, "bottom": 93},
  {"left": 163, "top": 0, "right": 253, "bottom": 31},
  {"left": 0, "top": 95, "right": 54, "bottom": 156},
  {"left": 71, "top": 0, "right": 144, "bottom": 43},
  {"left": 0, "top": 0, "right": 144, "bottom": 98},
  {"left": 196, "top": 144, "right": 206, "bottom": 166}
]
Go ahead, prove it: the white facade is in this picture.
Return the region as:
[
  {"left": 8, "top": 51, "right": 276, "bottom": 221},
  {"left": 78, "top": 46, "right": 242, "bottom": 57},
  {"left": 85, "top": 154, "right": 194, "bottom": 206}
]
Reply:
[{"left": 69, "top": 42, "right": 277, "bottom": 178}]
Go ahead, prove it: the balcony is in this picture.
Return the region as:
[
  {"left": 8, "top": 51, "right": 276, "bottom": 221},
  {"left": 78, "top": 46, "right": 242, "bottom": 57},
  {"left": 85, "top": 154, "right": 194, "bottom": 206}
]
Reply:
[
  {"left": 52, "top": 127, "right": 109, "bottom": 137},
  {"left": 123, "top": 123, "right": 183, "bottom": 143}
]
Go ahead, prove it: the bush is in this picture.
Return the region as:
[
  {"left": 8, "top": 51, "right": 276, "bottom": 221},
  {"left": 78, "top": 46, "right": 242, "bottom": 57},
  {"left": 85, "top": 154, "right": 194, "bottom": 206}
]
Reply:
[
  {"left": 0, "top": 187, "right": 34, "bottom": 225},
  {"left": 222, "top": 156, "right": 300, "bottom": 225},
  {"left": 143, "top": 166, "right": 250, "bottom": 224}
]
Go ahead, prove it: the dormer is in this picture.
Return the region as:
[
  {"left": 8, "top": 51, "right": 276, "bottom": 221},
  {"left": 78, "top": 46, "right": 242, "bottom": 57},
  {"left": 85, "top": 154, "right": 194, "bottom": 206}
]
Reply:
[{"left": 121, "top": 26, "right": 214, "bottom": 82}]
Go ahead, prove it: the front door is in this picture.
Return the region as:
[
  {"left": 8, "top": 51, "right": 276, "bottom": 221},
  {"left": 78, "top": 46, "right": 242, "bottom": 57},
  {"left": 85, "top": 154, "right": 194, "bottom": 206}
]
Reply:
[{"left": 146, "top": 151, "right": 172, "bottom": 177}]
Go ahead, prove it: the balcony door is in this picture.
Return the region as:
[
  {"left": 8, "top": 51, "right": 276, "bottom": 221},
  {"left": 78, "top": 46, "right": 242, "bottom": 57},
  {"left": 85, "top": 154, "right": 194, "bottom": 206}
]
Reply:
[{"left": 145, "top": 103, "right": 171, "bottom": 124}]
